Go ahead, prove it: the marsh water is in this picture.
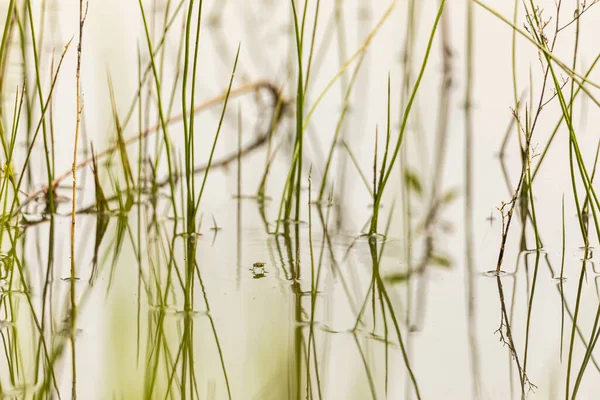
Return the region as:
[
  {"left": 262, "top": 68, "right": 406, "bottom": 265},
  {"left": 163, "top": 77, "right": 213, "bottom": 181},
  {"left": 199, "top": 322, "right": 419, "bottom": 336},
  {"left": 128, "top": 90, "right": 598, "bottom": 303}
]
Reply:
[{"left": 1, "top": 0, "right": 600, "bottom": 399}]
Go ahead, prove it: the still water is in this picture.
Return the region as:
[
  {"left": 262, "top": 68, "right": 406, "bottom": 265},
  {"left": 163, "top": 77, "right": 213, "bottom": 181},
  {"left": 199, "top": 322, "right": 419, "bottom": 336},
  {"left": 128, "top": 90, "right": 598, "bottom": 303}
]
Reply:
[{"left": 2, "top": 0, "right": 600, "bottom": 399}]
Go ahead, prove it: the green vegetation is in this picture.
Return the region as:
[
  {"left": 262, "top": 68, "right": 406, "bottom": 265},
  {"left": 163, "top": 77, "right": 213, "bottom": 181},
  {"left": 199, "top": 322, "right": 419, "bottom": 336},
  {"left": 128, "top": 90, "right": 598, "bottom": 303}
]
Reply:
[{"left": 1, "top": 0, "right": 600, "bottom": 399}]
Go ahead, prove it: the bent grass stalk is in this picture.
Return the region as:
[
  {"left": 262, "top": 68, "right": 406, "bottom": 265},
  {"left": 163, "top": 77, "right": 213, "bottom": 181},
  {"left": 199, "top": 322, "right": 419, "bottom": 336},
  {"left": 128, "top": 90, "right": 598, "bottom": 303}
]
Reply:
[
  {"left": 303, "top": 0, "right": 396, "bottom": 130},
  {"left": 473, "top": 0, "right": 600, "bottom": 99},
  {"left": 532, "top": 51, "right": 600, "bottom": 181}
]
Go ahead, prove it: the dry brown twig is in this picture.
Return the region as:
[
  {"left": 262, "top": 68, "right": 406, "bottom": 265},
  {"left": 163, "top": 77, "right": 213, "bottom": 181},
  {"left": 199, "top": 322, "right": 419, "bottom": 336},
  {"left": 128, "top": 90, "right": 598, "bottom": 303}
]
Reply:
[
  {"left": 70, "top": 1, "right": 88, "bottom": 398},
  {"left": 15, "top": 80, "right": 282, "bottom": 215}
]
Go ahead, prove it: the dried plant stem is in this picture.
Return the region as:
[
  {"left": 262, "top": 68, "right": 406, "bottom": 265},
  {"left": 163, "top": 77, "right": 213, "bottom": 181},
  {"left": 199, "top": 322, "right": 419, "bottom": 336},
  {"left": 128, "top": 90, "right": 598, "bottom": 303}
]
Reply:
[
  {"left": 70, "top": 1, "right": 87, "bottom": 399},
  {"left": 16, "top": 80, "right": 280, "bottom": 215}
]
